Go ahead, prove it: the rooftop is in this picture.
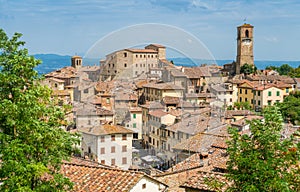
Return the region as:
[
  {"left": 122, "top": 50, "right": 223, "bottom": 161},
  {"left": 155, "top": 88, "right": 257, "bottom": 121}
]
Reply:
[
  {"left": 79, "top": 124, "right": 133, "bottom": 136},
  {"left": 143, "top": 82, "right": 184, "bottom": 90},
  {"left": 125, "top": 48, "right": 158, "bottom": 53},
  {"left": 62, "top": 162, "right": 146, "bottom": 191},
  {"left": 180, "top": 171, "right": 228, "bottom": 191}
]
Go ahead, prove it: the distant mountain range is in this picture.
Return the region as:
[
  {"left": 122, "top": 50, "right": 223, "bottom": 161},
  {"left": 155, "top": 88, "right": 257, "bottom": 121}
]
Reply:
[{"left": 33, "top": 54, "right": 300, "bottom": 75}]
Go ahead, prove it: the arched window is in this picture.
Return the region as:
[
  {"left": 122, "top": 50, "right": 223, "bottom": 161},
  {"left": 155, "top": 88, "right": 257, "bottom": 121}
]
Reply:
[{"left": 245, "top": 30, "right": 249, "bottom": 38}]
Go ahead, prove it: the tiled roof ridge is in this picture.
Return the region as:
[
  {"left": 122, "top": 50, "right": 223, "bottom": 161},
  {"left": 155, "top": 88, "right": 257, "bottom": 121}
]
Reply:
[
  {"left": 154, "top": 164, "right": 204, "bottom": 178},
  {"left": 63, "top": 160, "right": 144, "bottom": 174}
]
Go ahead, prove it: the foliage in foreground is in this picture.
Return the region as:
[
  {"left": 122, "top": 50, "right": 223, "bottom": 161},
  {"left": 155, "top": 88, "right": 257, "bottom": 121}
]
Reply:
[
  {"left": 226, "top": 106, "right": 300, "bottom": 191},
  {"left": 277, "top": 91, "right": 300, "bottom": 125},
  {"left": 0, "top": 29, "right": 80, "bottom": 191}
]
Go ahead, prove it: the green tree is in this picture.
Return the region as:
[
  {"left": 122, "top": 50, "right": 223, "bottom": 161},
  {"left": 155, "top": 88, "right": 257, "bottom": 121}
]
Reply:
[
  {"left": 227, "top": 106, "right": 300, "bottom": 191},
  {"left": 233, "top": 101, "right": 251, "bottom": 110},
  {"left": 265, "top": 65, "right": 278, "bottom": 71},
  {"left": 288, "top": 66, "right": 300, "bottom": 78},
  {"left": 240, "top": 63, "right": 254, "bottom": 74},
  {"left": 277, "top": 63, "right": 293, "bottom": 75},
  {"left": 0, "top": 29, "right": 79, "bottom": 191},
  {"left": 277, "top": 91, "right": 300, "bottom": 125}
]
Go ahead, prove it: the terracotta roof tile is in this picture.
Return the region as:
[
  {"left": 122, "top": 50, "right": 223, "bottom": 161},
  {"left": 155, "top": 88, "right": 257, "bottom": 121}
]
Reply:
[
  {"left": 146, "top": 44, "right": 166, "bottom": 48},
  {"left": 172, "top": 130, "right": 230, "bottom": 153},
  {"left": 79, "top": 124, "right": 133, "bottom": 135},
  {"left": 62, "top": 162, "right": 144, "bottom": 191},
  {"left": 182, "top": 67, "right": 204, "bottom": 78},
  {"left": 180, "top": 171, "right": 229, "bottom": 191},
  {"left": 148, "top": 109, "right": 168, "bottom": 118},
  {"left": 125, "top": 48, "right": 158, "bottom": 53},
  {"left": 143, "top": 82, "right": 184, "bottom": 90}
]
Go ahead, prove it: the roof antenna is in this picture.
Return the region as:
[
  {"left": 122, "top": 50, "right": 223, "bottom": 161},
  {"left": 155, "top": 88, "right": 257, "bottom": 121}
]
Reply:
[{"left": 244, "top": 17, "right": 247, "bottom": 24}]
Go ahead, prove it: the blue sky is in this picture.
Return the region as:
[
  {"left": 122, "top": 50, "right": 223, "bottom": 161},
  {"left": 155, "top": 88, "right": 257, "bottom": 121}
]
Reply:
[{"left": 1, "top": 0, "right": 300, "bottom": 60}]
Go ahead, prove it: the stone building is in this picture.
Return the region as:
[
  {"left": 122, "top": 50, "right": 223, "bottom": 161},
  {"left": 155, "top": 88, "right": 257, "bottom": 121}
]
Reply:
[
  {"left": 100, "top": 44, "right": 166, "bottom": 80},
  {"left": 236, "top": 23, "right": 254, "bottom": 74}
]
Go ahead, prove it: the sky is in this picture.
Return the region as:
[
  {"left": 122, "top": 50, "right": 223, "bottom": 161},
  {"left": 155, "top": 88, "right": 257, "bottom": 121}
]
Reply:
[{"left": 1, "top": 0, "right": 300, "bottom": 60}]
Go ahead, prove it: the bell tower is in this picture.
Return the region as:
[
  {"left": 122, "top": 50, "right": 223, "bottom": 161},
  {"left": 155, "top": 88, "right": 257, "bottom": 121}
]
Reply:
[
  {"left": 71, "top": 55, "right": 82, "bottom": 69},
  {"left": 236, "top": 23, "right": 254, "bottom": 74}
]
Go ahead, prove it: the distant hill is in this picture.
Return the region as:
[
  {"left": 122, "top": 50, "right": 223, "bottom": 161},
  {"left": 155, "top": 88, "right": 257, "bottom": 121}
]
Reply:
[
  {"left": 33, "top": 54, "right": 300, "bottom": 75},
  {"left": 34, "top": 54, "right": 99, "bottom": 74}
]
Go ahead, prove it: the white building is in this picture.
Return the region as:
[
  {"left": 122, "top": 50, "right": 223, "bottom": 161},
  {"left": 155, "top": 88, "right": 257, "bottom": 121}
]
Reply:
[
  {"left": 124, "top": 107, "right": 143, "bottom": 140},
  {"left": 80, "top": 124, "right": 133, "bottom": 170},
  {"left": 210, "top": 83, "right": 234, "bottom": 106}
]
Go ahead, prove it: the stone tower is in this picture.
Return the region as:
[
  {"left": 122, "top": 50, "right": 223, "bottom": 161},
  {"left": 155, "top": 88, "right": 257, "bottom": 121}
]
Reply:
[
  {"left": 71, "top": 55, "right": 82, "bottom": 69},
  {"left": 236, "top": 23, "right": 254, "bottom": 74}
]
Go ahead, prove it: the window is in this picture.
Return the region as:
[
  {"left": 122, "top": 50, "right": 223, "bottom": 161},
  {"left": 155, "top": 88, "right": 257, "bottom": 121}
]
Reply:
[
  {"left": 245, "top": 89, "right": 248, "bottom": 94},
  {"left": 258, "top": 91, "right": 261, "bottom": 96},
  {"left": 276, "top": 91, "right": 280, "bottom": 96},
  {"left": 133, "top": 114, "right": 136, "bottom": 119},
  {"left": 133, "top": 123, "right": 137, "bottom": 128},
  {"left": 286, "top": 88, "right": 289, "bottom": 93},
  {"left": 253, "top": 100, "right": 256, "bottom": 104},
  {"left": 245, "top": 29, "right": 249, "bottom": 38},
  {"left": 100, "top": 147, "right": 105, "bottom": 154},
  {"left": 106, "top": 98, "right": 110, "bottom": 104},
  {"left": 268, "top": 100, "right": 272, "bottom": 105},
  {"left": 240, "top": 89, "right": 242, "bottom": 94},
  {"left": 84, "top": 88, "right": 89, "bottom": 93},
  {"left": 111, "top": 134, "right": 115, "bottom": 141},
  {"left": 111, "top": 146, "right": 115, "bottom": 153},
  {"left": 136, "top": 64, "right": 138, "bottom": 67},
  {"left": 100, "top": 136, "right": 105, "bottom": 143},
  {"left": 251, "top": 99, "right": 253, "bottom": 104},
  {"left": 101, "top": 160, "right": 105, "bottom": 164},
  {"left": 230, "top": 98, "right": 232, "bottom": 102},
  {"left": 124, "top": 52, "right": 127, "bottom": 57},
  {"left": 268, "top": 91, "right": 272, "bottom": 96},
  {"left": 245, "top": 98, "right": 248, "bottom": 102},
  {"left": 240, "top": 97, "right": 242, "bottom": 102},
  {"left": 122, "top": 157, "right": 127, "bottom": 164},
  {"left": 258, "top": 100, "right": 261, "bottom": 105},
  {"left": 136, "top": 55, "right": 138, "bottom": 58},
  {"left": 142, "top": 183, "right": 146, "bottom": 189},
  {"left": 276, "top": 100, "right": 280, "bottom": 103},
  {"left": 88, "top": 147, "right": 91, "bottom": 154},
  {"left": 253, "top": 90, "right": 256, "bottom": 95},
  {"left": 111, "top": 158, "right": 115, "bottom": 166},
  {"left": 122, "top": 145, "right": 127, "bottom": 152},
  {"left": 122, "top": 134, "right": 127, "bottom": 140},
  {"left": 124, "top": 63, "right": 127, "bottom": 67}
]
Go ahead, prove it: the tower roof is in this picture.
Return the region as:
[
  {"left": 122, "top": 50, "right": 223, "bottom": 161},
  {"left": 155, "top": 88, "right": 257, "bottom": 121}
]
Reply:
[{"left": 238, "top": 23, "right": 254, "bottom": 28}]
